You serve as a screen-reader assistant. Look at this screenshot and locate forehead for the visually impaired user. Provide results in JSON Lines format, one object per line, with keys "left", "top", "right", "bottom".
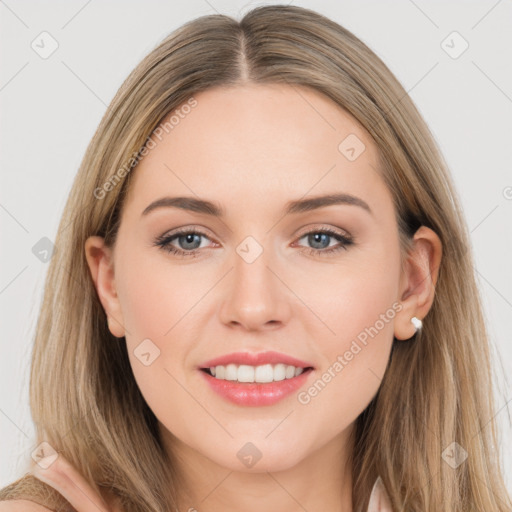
{"left": 122, "top": 83, "right": 390, "bottom": 220}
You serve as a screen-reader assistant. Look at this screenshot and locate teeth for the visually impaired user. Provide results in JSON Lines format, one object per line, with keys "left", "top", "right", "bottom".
{"left": 207, "top": 363, "right": 306, "bottom": 383}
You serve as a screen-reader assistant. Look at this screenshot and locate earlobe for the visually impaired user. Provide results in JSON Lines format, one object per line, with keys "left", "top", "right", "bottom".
{"left": 394, "top": 226, "right": 442, "bottom": 341}
{"left": 84, "top": 236, "right": 126, "bottom": 338}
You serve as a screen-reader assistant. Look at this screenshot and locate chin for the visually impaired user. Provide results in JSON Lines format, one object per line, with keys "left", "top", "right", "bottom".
{"left": 206, "top": 439, "right": 310, "bottom": 473}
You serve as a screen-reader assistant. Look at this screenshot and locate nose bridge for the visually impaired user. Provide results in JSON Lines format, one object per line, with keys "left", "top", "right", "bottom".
{"left": 233, "top": 234, "right": 276, "bottom": 305}
{"left": 218, "top": 232, "right": 290, "bottom": 329}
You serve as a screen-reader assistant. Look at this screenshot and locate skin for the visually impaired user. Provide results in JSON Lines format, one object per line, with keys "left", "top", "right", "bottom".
{"left": 83, "top": 83, "right": 442, "bottom": 512}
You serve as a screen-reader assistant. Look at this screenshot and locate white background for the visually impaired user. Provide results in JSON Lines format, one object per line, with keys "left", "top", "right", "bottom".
{"left": 1, "top": 0, "right": 511, "bottom": 498}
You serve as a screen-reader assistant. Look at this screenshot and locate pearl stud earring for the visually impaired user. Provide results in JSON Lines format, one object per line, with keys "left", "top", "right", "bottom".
{"left": 411, "top": 316, "right": 423, "bottom": 332}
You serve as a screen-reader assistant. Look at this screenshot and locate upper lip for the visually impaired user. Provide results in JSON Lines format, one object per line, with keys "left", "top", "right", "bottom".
{"left": 199, "top": 351, "right": 314, "bottom": 369}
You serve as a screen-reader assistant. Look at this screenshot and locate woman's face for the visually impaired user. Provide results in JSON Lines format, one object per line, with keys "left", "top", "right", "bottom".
{"left": 86, "top": 83, "right": 435, "bottom": 476}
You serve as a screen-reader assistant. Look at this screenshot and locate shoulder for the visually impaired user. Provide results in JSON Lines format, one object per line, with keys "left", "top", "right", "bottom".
{"left": 0, "top": 455, "right": 122, "bottom": 512}
{"left": 0, "top": 473, "right": 74, "bottom": 512}
{"left": 0, "top": 500, "right": 54, "bottom": 511}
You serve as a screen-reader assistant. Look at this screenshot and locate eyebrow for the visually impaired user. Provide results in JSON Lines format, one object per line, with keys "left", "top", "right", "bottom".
{"left": 141, "top": 193, "right": 372, "bottom": 218}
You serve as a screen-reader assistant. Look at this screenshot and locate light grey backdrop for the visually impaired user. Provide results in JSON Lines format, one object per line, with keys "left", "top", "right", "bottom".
{"left": 1, "top": 0, "right": 511, "bottom": 496}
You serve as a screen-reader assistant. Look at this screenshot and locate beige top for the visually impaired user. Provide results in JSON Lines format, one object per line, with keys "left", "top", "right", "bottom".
{"left": 0, "top": 472, "right": 76, "bottom": 511}
{"left": 0, "top": 455, "right": 392, "bottom": 512}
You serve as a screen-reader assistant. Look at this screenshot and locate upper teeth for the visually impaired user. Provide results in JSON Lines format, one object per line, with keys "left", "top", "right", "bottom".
{"left": 210, "top": 364, "right": 305, "bottom": 383}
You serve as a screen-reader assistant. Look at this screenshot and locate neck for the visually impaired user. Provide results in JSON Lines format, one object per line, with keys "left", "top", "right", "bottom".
{"left": 162, "top": 426, "right": 354, "bottom": 512}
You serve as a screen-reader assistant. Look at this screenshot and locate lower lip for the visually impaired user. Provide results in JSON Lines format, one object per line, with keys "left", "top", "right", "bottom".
{"left": 199, "top": 368, "right": 314, "bottom": 406}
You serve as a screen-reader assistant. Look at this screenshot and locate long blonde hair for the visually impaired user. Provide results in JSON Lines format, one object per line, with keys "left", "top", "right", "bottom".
{"left": 23, "top": 5, "right": 511, "bottom": 511}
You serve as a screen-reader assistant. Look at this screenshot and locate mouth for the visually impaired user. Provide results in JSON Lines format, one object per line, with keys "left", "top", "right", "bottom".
{"left": 198, "top": 350, "right": 315, "bottom": 381}
{"left": 198, "top": 364, "right": 315, "bottom": 406}
{"left": 199, "top": 364, "right": 315, "bottom": 384}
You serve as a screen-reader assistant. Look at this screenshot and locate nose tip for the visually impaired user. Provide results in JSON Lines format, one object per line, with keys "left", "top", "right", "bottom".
{"left": 218, "top": 247, "right": 291, "bottom": 331}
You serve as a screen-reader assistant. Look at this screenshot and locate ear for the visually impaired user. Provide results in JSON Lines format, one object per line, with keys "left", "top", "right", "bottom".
{"left": 394, "top": 226, "right": 442, "bottom": 341}
{"left": 84, "top": 236, "right": 126, "bottom": 338}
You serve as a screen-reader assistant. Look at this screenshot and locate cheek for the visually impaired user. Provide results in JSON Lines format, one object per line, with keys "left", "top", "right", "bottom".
{"left": 296, "top": 288, "right": 398, "bottom": 437}
{"left": 115, "top": 247, "right": 210, "bottom": 340}
{"left": 322, "top": 268, "right": 399, "bottom": 358}
{"left": 304, "top": 242, "right": 400, "bottom": 351}
{"left": 114, "top": 248, "right": 218, "bottom": 401}
{"left": 113, "top": 254, "right": 205, "bottom": 436}
{"left": 297, "top": 245, "right": 400, "bottom": 416}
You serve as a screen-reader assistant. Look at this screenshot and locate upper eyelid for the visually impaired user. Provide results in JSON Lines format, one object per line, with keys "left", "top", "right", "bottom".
{"left": 161, "top": 225, "right": 350, "bottom": 240}
{"left": 162, "top": 222, "right": 350, "bottom": 236}
{"left": 295, "top": 224, "right": 351, "bottom": 238}
{"left": 157, "top": 226, "right": 214, "bottom": 242}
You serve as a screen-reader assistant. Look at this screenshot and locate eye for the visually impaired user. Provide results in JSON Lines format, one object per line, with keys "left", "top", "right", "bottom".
{"left": 153, "top": 226, "right": 354, "bottom": 258}
{"left": 294, "top": 227, "right": 354, "bottom": 256}
{"left": 153, "top": 227, "right": 214, "bottom": 258}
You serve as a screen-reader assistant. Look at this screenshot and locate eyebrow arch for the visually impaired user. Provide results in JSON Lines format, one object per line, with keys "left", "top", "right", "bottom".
{"left": 286, "top": 193, "right": 372, "bottom": 216}
{"left": 141, "top": 193, "right": 372, "bottom": 218}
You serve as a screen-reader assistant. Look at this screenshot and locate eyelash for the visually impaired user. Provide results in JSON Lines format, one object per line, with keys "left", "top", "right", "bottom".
{"left": 153, "top": 226, "right": 354, "bottom": 258}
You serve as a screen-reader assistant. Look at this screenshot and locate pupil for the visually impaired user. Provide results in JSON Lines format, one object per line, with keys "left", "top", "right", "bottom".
{"left": 180, "top": 234, "right": 201, "bottom": 250}
{"left": 310, "top": 233, "right": 329, "bottom": 249}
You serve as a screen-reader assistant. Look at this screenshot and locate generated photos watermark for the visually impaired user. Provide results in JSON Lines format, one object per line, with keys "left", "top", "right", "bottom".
{"left": 94, "top": 96, "right": 198, "bottom": 200}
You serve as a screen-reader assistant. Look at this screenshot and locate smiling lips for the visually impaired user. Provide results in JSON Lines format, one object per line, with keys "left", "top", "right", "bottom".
{"left": 198, "top": 350, "right": 314, "bottom": 406}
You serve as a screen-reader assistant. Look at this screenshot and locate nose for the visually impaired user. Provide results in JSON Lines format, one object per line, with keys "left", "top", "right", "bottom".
{"left": 218, "top": 242, "right": 292, "bottom": 332}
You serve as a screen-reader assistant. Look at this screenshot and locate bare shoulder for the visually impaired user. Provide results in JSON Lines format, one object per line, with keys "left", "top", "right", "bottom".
{"left": 0, "top": 500, "right": 54, "bottom": 511}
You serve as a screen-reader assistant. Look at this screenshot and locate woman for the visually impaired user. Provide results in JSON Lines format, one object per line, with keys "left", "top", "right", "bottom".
{"left": 0, "top": 4, "right": 510, "bottom": 512}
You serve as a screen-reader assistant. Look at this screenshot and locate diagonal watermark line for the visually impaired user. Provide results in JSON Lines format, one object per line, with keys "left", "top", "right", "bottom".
{"left": 265, "top": 163, "right": 337, "bottom": 235}
{"left": 0, "top": 61, "right": 29, "bottom": 92}
{"left": 265, "top": 410, "right": 294, "bottom": 438}
{"left": 266, "top": 471, "right": 311, "bottom": 512}
{"left": 470, "top": 396, "right": 512, "bottom": 442}
{"left": 408, "top": 0, "right": 439, "bottom": 29}
{"left": 471, "top": 0, "right": 504, "bottom": 30}
{"left": 368, "top": 367, "right": 440, "bottom": 441}
{"left": 380, "top": 62, "right": 439, "bottom": 123}
{"left": 0, "top": 203, "right": 29, "bottom": 232}
{"left": 406, "top": 61, "right": 440, "bottom": 94}
{"left": 199, "top": 470, "right": 233, "bottom": 503}
{"left": 0, "top": 408, "right": 30, "bottom": 438}
{"left": 472, "top": 61, "right": 512, "bottom": 105}
{"left": 475, "top": 268, "right": 512, "bottom": 309}
{"left": 163, "top": 162, "right": 233, "bottom": 235}
{"left": 0, "top": 266, "right": 28, "bottom": 295}
{"left": 284, "top": 78, "right": 337, "bottom": 131}
{"left": 59, "top": 261, "right": 131, "bottom": 337}
{"left": 410, "top": 468, "right": 441, "bottom": 505}
{"left": 202, "top": 0, "right": 221, "bottom": 14}
{"left": 61, "top": 60, "right": 108, "bottom": 107}
{"left": 265, "top": 265, "right": 336, "bottom": 335}
{"left": 61, "top": 410, "right": 93, "bottom": 441}
{"left": 162, "top": 267, "right": 233, "bottom": 337}
{"left": 163, "top": 163, "right": 197, "bottom": 194}
{"left": 163, "top": 368, "right": 234, "bottom": 438}
{"left": 0, "top": 0, "right": 29, "bottom": 28}
{"left": 61, "top": 0, "right": 93, "bottom": 29}
{"left": 470, "top": 204, "right": 499, "bottom": 233}
{"left": 64, "top": 477, "right": 106, "bottom": 512}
